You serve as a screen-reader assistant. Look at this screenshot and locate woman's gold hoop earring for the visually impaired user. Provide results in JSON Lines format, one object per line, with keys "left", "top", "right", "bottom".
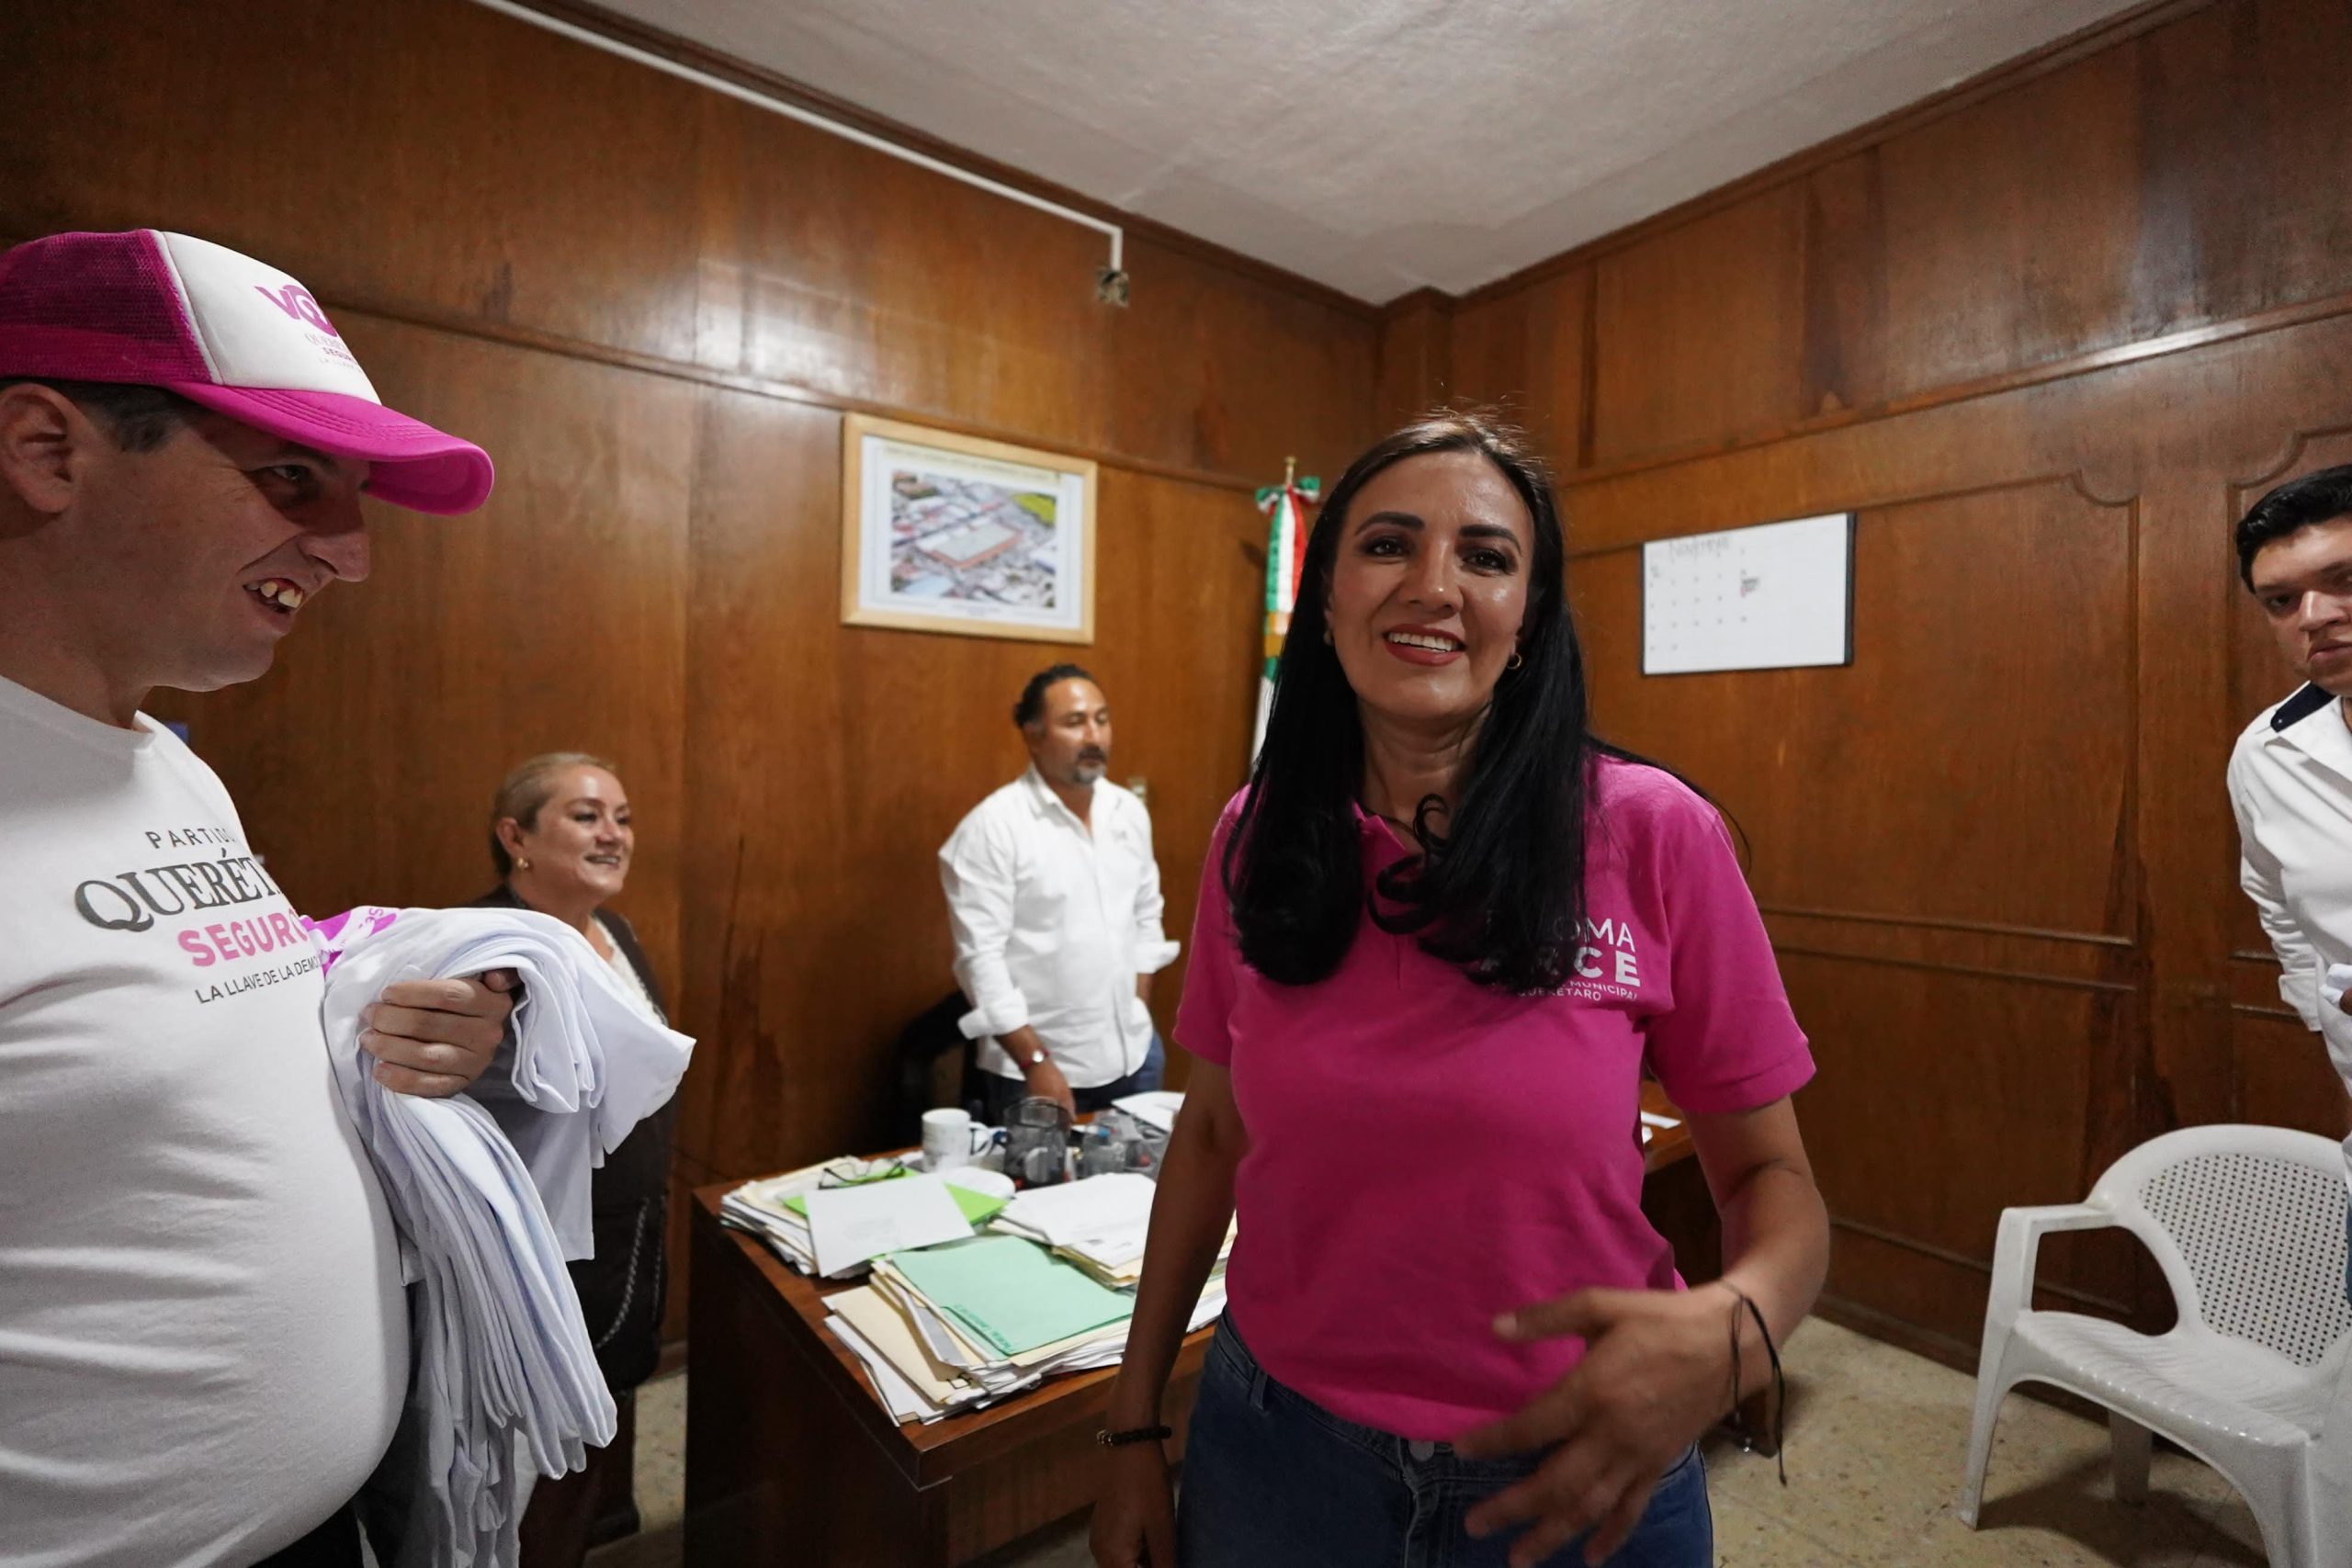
{"left": 1507, "top": 650, "right": 1524, "bottom": 671}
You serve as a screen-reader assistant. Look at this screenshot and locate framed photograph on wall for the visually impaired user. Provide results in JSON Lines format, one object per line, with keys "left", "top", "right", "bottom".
{"left": 840, "top": 413, "right": 1097, "bottom": 643}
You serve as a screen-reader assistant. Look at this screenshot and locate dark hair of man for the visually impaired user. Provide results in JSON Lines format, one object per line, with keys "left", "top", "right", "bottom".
{"left": 1225, "top": 410, "right": 1642, "bottom": 995}
{"left": 1013, "top": 663, "right": 1097, "bottom": 728}
{"left": 2235, "top": 464, "right": 2352, "bottom": 588}
{"left": 0, "top": 377, "right": 191, "bottom": 453}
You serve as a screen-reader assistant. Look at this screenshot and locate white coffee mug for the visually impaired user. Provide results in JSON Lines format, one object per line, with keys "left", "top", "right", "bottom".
{"left": 922, "top": 1107, "right": 992, "bottom": 1171}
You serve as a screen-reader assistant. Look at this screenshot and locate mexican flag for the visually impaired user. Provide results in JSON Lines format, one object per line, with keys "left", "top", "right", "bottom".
{"left": 1253, "top": 467, "right": 1320, "bottom": 759}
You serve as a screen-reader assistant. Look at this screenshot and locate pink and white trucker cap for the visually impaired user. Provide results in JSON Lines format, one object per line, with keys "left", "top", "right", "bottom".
{"left": 0, "top": 230, "right": 492, "bottom": 514}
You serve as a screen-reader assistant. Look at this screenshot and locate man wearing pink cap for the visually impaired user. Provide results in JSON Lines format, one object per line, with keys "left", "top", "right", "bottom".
{"left": 0, "top": 231, "right": 506, "bottom": 1567}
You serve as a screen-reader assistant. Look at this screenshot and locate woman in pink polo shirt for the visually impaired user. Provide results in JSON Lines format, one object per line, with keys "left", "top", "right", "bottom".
{"left": 1091, "top": 413, "right": 1828, "bottom": 1568}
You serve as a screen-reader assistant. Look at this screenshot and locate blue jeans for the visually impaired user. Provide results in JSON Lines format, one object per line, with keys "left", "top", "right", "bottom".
{"left": 1177, "top": 1317, "right": 1713, "bottom": 1568}
{"left": 978, "top": 1033, "right": 1165, "bottom": 1124}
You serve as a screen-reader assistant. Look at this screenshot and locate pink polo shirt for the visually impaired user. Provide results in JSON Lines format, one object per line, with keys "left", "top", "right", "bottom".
{"left": 1175, "top": 756, "right": 1813, "bottom": 1439}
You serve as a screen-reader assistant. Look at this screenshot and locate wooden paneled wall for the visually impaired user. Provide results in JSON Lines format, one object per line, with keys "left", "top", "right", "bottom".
{"left": 1379, "top": 0, "right": 2352, "bottom": 1364}
{"left": 0, "top": 0, "right": 1376, "bottom": 1342}
{"left": 20, "top": 0, "right": 2348, "bottom": 1377}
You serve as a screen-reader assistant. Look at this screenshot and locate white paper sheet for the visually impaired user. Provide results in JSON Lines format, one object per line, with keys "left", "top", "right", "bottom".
{"left": 1111, "top": 1089, "right": 1184, "bottom": 1133}
{"left": 804, "top": 1175, "right": 974, "bottom": 1278}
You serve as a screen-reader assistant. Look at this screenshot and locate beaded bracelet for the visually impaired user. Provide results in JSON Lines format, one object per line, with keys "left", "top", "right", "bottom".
{"left": 1096, "top": 1424, "right": 1173, "bottom": 1448}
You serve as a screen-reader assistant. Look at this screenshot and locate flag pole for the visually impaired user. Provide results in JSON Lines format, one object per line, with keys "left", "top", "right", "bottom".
{"left": 1253, "top": 457, "right": 1319, "bottom": 763}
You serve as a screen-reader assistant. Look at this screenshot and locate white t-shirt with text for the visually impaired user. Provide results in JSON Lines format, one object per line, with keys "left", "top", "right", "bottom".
{"left": 0, "top": 675, "right": 406, "bottom": 1566}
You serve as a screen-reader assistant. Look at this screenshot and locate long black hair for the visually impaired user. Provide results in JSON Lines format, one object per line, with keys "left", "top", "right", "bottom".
{"left": 1225, "top": 411, "right": 1615, "bottom": 994}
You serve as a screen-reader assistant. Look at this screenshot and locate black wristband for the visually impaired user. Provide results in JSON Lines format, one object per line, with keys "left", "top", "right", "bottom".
{"left": 1095, "top": 1424, "right": 1173, "bottom": 1448}
{"left": 1718, "top": 1281, "right": 1788, "bottom": 1486}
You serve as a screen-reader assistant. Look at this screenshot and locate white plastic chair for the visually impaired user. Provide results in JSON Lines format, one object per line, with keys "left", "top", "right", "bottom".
{"left": 1960, "top": 1123, "right": 2352, "bottom": 1567}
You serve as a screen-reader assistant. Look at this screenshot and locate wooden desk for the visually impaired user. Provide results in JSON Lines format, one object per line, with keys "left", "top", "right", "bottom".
{"left": 683, "top": 1183, "right": 1212, "bottom": 1567}
{"left": 684, "top": 1090, "right": 1722, "bottom": 1565}
{"left": 1637, "top": 1080, "right": 1713, "bottom": 1278}
{"left": 1639, "top": 1080, "right": 1694, "bottom": 1168}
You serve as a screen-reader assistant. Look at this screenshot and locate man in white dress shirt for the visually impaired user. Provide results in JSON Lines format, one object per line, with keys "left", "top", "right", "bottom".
{"left": 939, "top": 664, "right": 1181, "bottom": 1122}
{"left": 2227, "top": 464, "right": 2352, "bottom": 1295}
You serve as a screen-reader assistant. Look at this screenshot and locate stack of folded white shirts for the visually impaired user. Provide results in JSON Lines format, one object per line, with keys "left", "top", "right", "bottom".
{"left": 314, "top": 906, "right": 695, "bottom": 1568}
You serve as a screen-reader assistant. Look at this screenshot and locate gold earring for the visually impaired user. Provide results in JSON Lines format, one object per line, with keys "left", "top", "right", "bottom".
{"left": 1507, "top": 650, "right": 1524, "bottom": 671}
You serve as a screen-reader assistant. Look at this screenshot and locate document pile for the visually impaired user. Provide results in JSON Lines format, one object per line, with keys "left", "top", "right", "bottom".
{"left": 990, "top": 1170, "right": 1220, "bottom": 1288}
{"left": 820, "top": 1173, "right": 1233, "bottom": 1424}
{"left": 1110, "top": 1089, "right": 1185, "bottom": 1134}
{"left": 720, "top": 1163, "right": 1010, "bottom": 1278}
{"left": 311, "top": 905, "right": 695, "bottom": 1568}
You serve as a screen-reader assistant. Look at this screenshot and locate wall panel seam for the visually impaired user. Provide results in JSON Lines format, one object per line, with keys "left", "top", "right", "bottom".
{"left": 1557, "top": 284, "right": 2352, "bottom": 492}
{"left": 1827, "top": 1214, "right": 2135, "bottom": 1317}
{"left": 1759, "top": 904, "right": 2134, "bottom": 948}
{"left": 1564, "top": 468, "right": 2129, "bottom": 556}
{"left": 1774, "top": 943, "right": 2138, "bottom": 993}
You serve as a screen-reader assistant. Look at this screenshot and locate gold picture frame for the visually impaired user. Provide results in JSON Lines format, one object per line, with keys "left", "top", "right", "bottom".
{"left": 840, "top": 413, "right": 1098, "bottom": 644}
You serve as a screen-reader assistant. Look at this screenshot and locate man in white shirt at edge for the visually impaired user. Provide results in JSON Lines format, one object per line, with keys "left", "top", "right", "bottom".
{"left": 2227, "top": 463, "right": 2352, "bottom": 1303}
{"left": 939, "top": 664, "right": 1180, "bottom": 1122}
{"left": 0, "top": 230, "right": 517, "bottom": 1568}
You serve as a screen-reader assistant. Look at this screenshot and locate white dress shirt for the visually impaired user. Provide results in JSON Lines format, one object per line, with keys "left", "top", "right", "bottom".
{"left": 593, "top": 914, "right": 662, "bottom": 1025}
{"left": 939, "top": 768, "right": 1182, "bottom": 1089}
{"left": 2228, "top": 681, "right": 2352, "bottom": 1190}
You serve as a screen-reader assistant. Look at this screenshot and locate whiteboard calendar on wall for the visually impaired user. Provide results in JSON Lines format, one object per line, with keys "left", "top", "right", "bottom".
{"left": 1640, "top": 513, "right": 1854, "bottom": 675}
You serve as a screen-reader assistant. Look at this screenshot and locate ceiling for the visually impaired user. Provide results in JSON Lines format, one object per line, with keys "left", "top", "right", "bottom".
{"left": 582, "top": 0, "right": 2147, "bottom": 304}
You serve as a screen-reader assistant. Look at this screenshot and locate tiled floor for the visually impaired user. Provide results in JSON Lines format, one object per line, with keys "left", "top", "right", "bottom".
{"left": 578, "top": 1372, "right": 686, "bottom": 1568}
{"left": 588, "top": 1319, "right": 2269, "bottom": 1566}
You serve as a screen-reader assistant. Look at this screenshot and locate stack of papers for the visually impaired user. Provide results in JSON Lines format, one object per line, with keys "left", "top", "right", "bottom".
{"left": 729, "top": 1168, "right": 1232, "bottom": 1426}
{"left": 719, "top": 1163, "right": 829, "bottom": 1269}
{"left": 893, "top": 1235, "right": 1136, "bottom": 1354}
{"left": 988, "top": 1171, "right": 1234, "bottom": 1287}
{"left": 722, "top": 1165, "right": 1010, "bottom": 1278}
{"left": 824, "top": 1230, "right": 1230, "bottom": 1424}
{"left": 993, "top": 1172, "right": 1159, "bottom": 1247}
{"left": 1111, "top": 1089, "right": 1184, "bottom": 1134}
